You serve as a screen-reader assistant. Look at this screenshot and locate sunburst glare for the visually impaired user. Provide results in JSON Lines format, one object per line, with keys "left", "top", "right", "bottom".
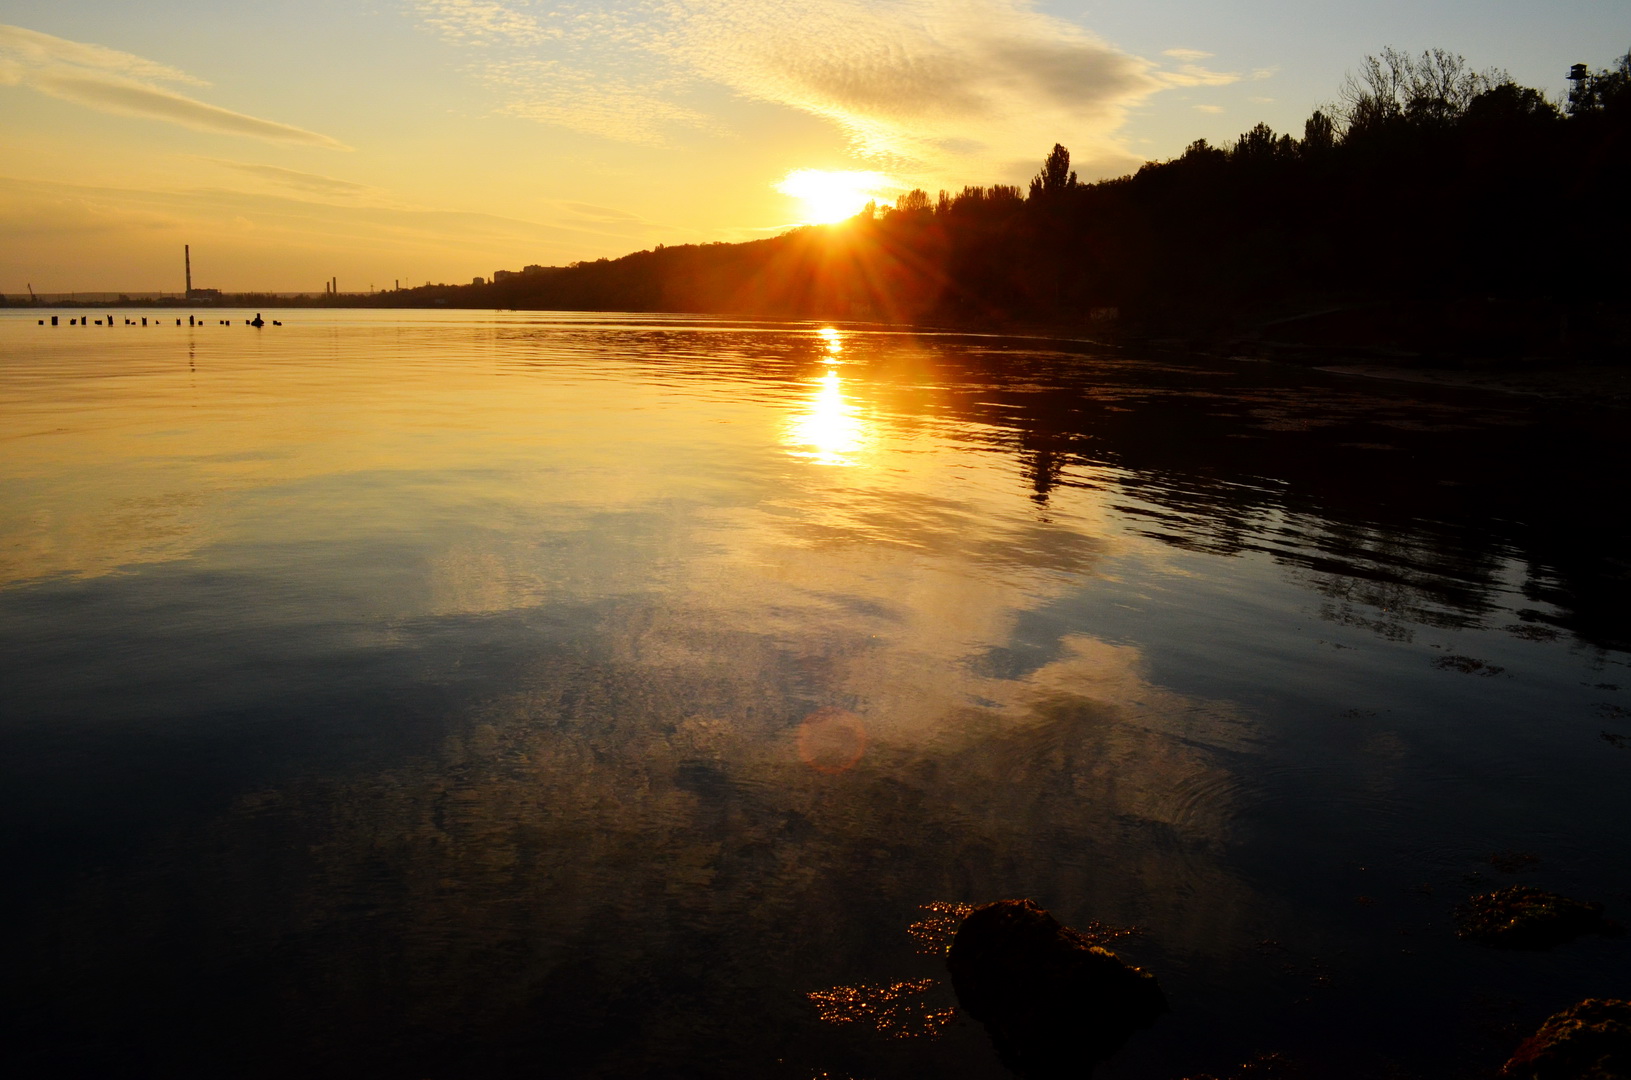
{"left": 776, "top": 170, "right": 891, "bottom": 225}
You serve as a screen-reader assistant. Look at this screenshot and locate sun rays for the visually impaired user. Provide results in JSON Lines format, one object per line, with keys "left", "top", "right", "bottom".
{"left": 775, "top": 169, "right": 891, "bottom": 225}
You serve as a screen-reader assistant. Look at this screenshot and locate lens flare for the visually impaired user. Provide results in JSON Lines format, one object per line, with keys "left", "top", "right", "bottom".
{"left": 795, "top": 707, "right": 868, "bottom": 773}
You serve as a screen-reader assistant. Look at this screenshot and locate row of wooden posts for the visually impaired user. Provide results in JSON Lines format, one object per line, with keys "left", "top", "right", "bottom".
{"left": 38, "top": 314, "right": 280, "bottom": 326}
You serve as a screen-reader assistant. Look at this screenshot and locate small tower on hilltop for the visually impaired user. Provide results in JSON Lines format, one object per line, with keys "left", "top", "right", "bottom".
{"left": 1568, "top": 63, "right": 1590, "bottom": 112}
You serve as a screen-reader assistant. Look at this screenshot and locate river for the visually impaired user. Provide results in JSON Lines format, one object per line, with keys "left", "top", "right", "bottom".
{"left": 2, "top": 309, "right": 1627, "bottom": 1078}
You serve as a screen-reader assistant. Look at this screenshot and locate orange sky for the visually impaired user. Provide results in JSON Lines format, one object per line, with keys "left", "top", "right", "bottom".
{"left": 0, "top": 3, "right": 1618, "bottom": 293}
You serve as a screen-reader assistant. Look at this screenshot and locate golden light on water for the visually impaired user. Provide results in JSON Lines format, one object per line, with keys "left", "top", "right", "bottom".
{"left": 784, "top": 366, "right": 868, "bottom": 466}
{"left": 806, "top": 979, "right": 956, "bottom": 1039}
{"left": 905, "top": 902, "right": 975, "bottom": 956}
{"left": 775, "top": 169, "right": 890, "bottom": 225}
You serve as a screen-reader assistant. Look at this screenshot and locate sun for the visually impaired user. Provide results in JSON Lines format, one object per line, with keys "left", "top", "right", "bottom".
{"left": 775, "top": 169, "right": 889, "bottom": 225}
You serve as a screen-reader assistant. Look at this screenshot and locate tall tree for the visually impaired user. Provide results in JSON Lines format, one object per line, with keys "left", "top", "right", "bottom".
{"left": 1028, "top": 144, "right": 1078, "bottom": 200}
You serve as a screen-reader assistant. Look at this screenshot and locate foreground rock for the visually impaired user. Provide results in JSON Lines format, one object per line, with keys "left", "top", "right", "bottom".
{"left": 1502, "top": 998, "right": 1631, "bottom": 1079}
{"left": 946, "top": 899, "right": 1167, "bottom": 1077}
{"left": 1455, "top": 886, "right": 1618, "bottom": 949}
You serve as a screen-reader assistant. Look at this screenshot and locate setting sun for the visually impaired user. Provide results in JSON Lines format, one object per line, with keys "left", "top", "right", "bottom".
{"left": 775, "top": 169, "right": 891, "bottom": 225}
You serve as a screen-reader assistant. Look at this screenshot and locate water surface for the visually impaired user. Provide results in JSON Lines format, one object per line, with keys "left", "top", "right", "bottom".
{"left": 3, "top": 309, "right": 1628, "bottom": 1078}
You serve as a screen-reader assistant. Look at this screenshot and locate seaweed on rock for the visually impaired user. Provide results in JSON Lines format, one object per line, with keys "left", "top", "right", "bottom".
{"left": 946, "top": 899, "right": 1167, "bottom": 1077}
{"left": 1455, "top": 886, "right": 1619, "bottom": 949}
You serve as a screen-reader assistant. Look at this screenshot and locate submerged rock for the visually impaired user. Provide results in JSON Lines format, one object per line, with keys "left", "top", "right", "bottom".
{"left": 1455, "top": 886, "right": 1618, "bottom": 949}
{"left": 946, "top": 899, "right": 1167, "bottom": 1077}
{"left": 1502, "top": 998, "right": 1631, "bottom": 1079}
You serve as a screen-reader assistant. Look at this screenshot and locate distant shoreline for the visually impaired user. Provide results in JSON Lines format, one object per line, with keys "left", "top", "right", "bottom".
{"left": 10, "top": 300, "right": 1630, "bottom": 410}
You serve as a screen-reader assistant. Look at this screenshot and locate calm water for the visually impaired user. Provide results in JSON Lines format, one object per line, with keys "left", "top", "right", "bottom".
{"left": 2, "top": 309, "right": 1628, "bottom": 1079}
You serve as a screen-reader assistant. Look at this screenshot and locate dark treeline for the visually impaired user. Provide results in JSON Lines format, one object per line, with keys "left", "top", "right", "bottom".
{"left": 395, "top": 48, "right": 1626, "bottom": 354}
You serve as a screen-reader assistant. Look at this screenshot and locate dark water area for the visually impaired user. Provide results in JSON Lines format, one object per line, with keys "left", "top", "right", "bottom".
{"left": 2, "top": 310, "right": 1628, "bottom": 1079}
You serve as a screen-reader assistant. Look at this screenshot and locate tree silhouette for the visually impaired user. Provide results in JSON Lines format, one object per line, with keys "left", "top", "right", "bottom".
{"left": 1302, "top": 110, "right": 1337, "bottom": 154}
{"left": 895, "top": 188, "right": 933, "bottom": 213}
{"left": 1028, "top": 144, "right": 1078, "bottom": 200}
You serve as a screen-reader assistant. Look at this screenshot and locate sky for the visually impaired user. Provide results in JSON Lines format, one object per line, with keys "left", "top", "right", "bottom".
{"left": 1, "top": 0, "right": 1624, "bottom": 294}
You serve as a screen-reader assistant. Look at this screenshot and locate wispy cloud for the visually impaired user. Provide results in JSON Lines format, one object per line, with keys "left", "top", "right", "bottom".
{"left": 1193, "top": 104, "right": 1224, "bottom": 114}
{"left": 1158, "top": 62, "right": 1240, "bottom": 87}
{"left": 203, "top": 160, "right": 377, "bottom": 198}
{"left": 555, "top": 201, "right": 648, "bottom": 223}
{"left": 0, "top": 173, "right": 657, "bottom": 261}
{"left": 483, "top": 57, "right": 716, "bottom": 143}
{"left": 404, "top": 0, "right": 1244, "bottom": 182}
{"left": 658, "top": 0, "right": 1163, "bottom": 170}
{"left": 0, "top": 23, "right": 348, "bottom": 148}
{"left": 410, "top": 0, "right": 560, "bottom": 46}
{"left": 410, "top": 1, "right": 703, "bottom": 143}
{"left": 0, "top": 24, "right": 206, "bottom": 86}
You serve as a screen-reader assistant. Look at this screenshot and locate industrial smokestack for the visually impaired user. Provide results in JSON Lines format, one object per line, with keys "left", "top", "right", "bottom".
{"left": 185, "top": 245, "right": 192, "bottom": 295}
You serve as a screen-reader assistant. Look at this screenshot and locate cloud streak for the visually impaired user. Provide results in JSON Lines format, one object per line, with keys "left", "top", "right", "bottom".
{"left": 204, "top": 160, "right": 377, "bottom": 198}
{"left": 0, "top": 173, "right": 660, "bottom": 266}
{"left": 0, "top": 24, "right": 348, "bottom": 148}
{"left": 405, "top": 0, "right": 1241, "bottom": 181}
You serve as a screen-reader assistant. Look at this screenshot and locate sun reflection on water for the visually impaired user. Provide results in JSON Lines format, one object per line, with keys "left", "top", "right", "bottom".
{"left": 784, "top": 366, "right": 868, "bottom": 466}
